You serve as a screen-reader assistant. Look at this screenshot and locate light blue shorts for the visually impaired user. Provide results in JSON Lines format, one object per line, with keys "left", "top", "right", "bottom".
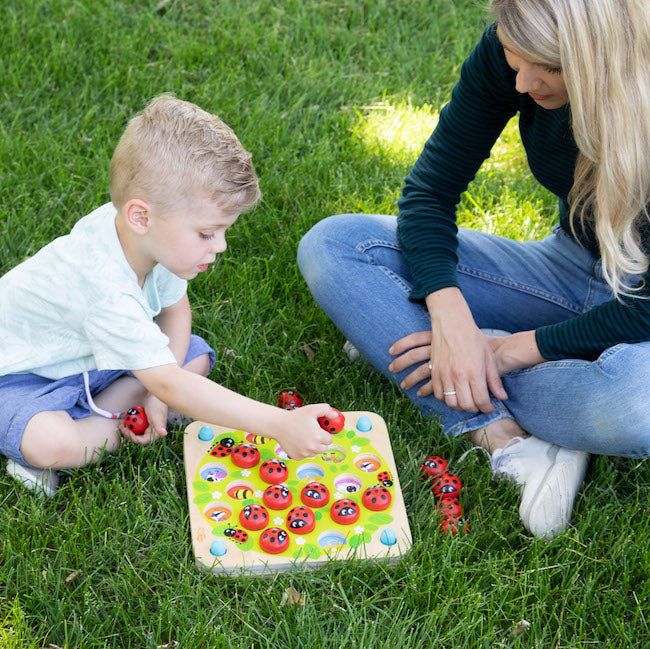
{"left": 0, "top": 334, "right": 216, "bottom": 465}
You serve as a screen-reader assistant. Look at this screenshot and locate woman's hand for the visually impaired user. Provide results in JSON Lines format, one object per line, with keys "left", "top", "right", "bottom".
{"left": 486, "top": 330, "right": 546, "bottom": 374}
{"left": 388, "top": 287, "right": 507, "bottom": 413}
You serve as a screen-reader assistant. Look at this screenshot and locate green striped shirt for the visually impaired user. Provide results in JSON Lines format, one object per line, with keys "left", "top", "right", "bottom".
{"left": 397, "top": 22, "right": 650, "bottom": 360}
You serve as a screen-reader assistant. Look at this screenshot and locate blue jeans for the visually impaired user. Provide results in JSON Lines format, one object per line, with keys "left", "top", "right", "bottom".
{"left": 298, "top": 214, "right": 650, "bottom": 458}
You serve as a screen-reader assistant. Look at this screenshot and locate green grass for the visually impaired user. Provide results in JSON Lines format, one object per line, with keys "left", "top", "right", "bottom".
{"left": 1, "top": 1, "right": 649, "bottom": 647}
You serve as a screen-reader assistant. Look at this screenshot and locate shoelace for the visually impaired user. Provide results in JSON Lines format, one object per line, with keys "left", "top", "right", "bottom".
{"left": 458, "top": 436, "right": 526, "bottom": 477}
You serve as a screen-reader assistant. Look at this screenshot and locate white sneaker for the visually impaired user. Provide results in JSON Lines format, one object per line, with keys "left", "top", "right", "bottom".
{"left": 489, "top": 436, "right": 589, "bottom": 540}
{"left": 6, "top": 459, "right": 59, "bottom": 497}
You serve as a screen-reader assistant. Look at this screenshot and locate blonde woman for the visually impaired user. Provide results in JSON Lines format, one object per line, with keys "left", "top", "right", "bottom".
{"left": 299, "top": 0, "right": 650, "bottom": 539}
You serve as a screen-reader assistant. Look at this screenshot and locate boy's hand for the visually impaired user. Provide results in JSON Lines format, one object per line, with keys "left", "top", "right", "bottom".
{"left": 118, "top": 394, "right": 169, "bottom": 446}
{"left": 270, "top": 404, "right": 336, "bottom": 460}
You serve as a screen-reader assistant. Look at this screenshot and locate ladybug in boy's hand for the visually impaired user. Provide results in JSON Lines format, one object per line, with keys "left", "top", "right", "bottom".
{"left": 124, "top": 407, "right": 148, "bottom": 435}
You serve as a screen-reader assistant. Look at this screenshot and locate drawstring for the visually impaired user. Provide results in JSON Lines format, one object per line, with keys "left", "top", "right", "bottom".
{"left": 83, "top": 371, "right": 121, "bottom": 419}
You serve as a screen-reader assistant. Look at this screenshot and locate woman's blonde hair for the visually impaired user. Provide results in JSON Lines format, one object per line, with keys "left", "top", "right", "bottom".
{"left": 110, "top": 94, "right": 260, "bottom": 215}
{"left": 491, "top": 0, "right": 650, "bottom": 297}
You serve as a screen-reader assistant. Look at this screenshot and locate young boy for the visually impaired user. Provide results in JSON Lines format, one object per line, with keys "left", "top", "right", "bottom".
{"left": 0, "top": 95, "right": 336, "bottom": 496}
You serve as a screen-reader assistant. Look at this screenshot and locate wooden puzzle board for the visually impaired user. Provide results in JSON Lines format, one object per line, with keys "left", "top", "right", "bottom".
{"left": 183, "top": 411, "right": 412, "bottom": 575}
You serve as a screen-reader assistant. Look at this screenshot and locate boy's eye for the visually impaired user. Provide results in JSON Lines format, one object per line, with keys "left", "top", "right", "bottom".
{"left": 199, "top": 232, "right": 215, "bottom": 240}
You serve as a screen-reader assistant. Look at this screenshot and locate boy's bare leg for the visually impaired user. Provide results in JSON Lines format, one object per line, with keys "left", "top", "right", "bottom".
{"left": 20, "top": 354, "right": 211, "bottom": 470}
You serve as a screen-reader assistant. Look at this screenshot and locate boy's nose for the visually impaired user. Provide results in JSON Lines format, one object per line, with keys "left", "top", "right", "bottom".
{"left": 211, "top": 234, "right": 227, "bottom": 254}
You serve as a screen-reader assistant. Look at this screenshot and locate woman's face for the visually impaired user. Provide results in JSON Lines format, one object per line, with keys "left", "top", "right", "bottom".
{"left": 497, "top": 26, "right": 569, "bottom": 109}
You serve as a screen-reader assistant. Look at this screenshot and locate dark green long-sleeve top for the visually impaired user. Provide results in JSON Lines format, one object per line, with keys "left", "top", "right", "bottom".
{"left": 397, "top": 22, "right": 650, "bottom": 361}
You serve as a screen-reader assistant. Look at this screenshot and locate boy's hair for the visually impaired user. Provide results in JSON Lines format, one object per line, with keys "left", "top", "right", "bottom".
{"left": 109, "top": 94, "right": 261, "bottom": 215}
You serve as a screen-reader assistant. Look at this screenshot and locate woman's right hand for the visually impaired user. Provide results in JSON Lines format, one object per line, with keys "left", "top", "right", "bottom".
{"left": 388, "top": 287, "right": 507, "bottom": 413}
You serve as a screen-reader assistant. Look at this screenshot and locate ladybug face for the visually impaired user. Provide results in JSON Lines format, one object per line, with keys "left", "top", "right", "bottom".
{"left": 330, "top": 498, "right": 360, "bottom": 525}
{"left": 124, "top": 407, "right": 148, "bottom": 435}
{"left": 223, "top": 528, "right": 249, "bottom": 543}
{"left": 259, "top": 527, "right": 290, "bottom": 554}
{"left": 420, "top": 456, "right": 449, "bottom": 480}
{"left": 259, "top": 459, "right": 289, "bottom": 484}
{"left": 262, "top": 484, "right": 293, "bottom": 510}
{"left": 231, "top": 443, "right": 261, "bottom": 469}
{"left": 361, "top": 485, "right": 392, "bottom": 512}
{"left": 278, "top": 390, "right": 304, "bottom": 409}
{"left": 239, "top": 504, "right": 270, "bottom": 531}
{"left": 432, "top": 473, "right": 462, "bottom": 500}
{"left": 301, "top": 481, "right": 330, "bottom": 508}
{"left": 286, "top": 506, "right": 316, "bottom": 534}
{"left": 219, "top": 437, "right": 235, "bottom": 448}
{"left": 377, "top": 471, "right": 393, "bottom": 487}
{"left": 317, "top": 408, "right": 345, "bottom": 434}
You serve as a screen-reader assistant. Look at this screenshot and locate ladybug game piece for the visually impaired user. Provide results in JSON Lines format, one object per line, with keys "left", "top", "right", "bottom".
{"left": 439, "top": 516, "right": 469, "bottom": 536}
{"left": 437, "top": 497, "right": 463, "bottom": 518}
{"left": 259, "top": 459, "right": 289, "bottom": 484}
{"left": 432, "top": 472, "right": 463, "bottom": 500}
{"left": 361, "top": 485, "right": 392, "bottom": 512}
{"left": 262, "top": 484, "right": 293, "bottom": 510}
{"left": 259, "top": 527, "right": 290, "bottom": 554}
{"left": 239, "top": 504, "right": 270, "bottom": 531}
{"left": 124, "top": 407, "right": 148, "bottom": 435}
{"left": 318, "top": 408, "right": 346, "bottom": 434}
{"left": 330, "top": 498, "right": 361, "bottom": 525}
{"left": 300, "top": 481, "right": 330, "bottom": 508}
{"left": 286, "top": 506, "right": 316, "bottom": 534}
{"left": 278, "top": 390, "right": 304, "bottom": 409}
{"left": 231, "top": 443, "right": 261, "bottom": 469}
{"left": 420, "top": 456, "right": 449, "bottom": 480}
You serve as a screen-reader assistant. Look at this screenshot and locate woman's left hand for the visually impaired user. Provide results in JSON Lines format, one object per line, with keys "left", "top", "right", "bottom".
{"left": 486, "top": 330, "right": 546, "bottom": 374}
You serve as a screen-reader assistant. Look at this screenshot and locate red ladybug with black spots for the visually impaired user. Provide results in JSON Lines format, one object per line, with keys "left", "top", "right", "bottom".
{"left": 259, "top": 527, "right": 290, "bottom": 554}
{"left": 278, "top": 390, "right": 304, "bottom": 410}
{"left": 124, "top": 407, "right": 148, "bottom": 435}
{"left": 432, "top": 472, "right": 462, "bottom": 500}
{"left": 420, "top": 455, "right": 449, "bottom": 480}
{"left": 210, "top": 437, "right": 235, "bottom": 457}
{"left": 301, "top": 481, "right": 330, "bottom": 508}
{"left": 239, "top": 504, "right": 269, "bottom": 531}
{"left": 361, "top": 485, "right": 392, "bottom": 512}
{"left": 330, "top": 498, "right": 360, "bottom": 525}
{"left": 437, "top": 497, "right": 463, "bottom": 518}
{"left": 231, "top": 443, "right": 261, "bottom": 468}
{"left": 377, "top": 471, "right": 393, "bottom": 488}
{"left": 224, "top": 528, "right": 249, "bottom": 543}
{"left": 263, "top": 484, "right": 293, "bottom": 510}
{"left": 318, "top": 408, "right": 345, "bottom": 434}
{"left": 286, "top": 506, "right": 316, "bottom": 534}
{"left": 259, "top": 459, "right": 289, "bottom": 484}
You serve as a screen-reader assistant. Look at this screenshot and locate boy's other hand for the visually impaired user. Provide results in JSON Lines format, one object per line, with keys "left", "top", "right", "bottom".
{"left": 272, "top": 404, "right": 335, "bottom": 460}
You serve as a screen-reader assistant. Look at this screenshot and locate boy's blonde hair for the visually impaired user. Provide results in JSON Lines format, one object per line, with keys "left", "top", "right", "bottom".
{"left": 491, "top": 0, "right": 650, "bottom": 298}
{"left": 110, "top": 94, "right": 260, "bottom": 215}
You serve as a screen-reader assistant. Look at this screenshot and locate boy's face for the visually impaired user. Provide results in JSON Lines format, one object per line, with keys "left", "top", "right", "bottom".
{"left": 146, "top": 195, "right": 240, "bottom": 280}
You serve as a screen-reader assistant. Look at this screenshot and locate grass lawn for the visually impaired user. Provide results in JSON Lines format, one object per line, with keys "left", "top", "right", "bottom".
{"left": 1, "top": 1, "right": 649, "bottom": 647}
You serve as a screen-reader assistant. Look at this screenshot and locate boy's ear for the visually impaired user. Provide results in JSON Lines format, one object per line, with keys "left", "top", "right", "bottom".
{"left": 123, "top": 198, "right": 152, "bottom": 234}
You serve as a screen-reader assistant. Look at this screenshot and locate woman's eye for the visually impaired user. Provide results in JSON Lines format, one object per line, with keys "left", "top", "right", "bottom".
{"left": 544, "top": 65, "right": 562, "bottom": 75}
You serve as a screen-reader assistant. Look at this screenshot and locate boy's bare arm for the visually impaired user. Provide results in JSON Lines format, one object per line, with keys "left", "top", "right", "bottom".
{"left": 132, "top": 364, "right": 335, "bottom": 460}
{"left": 155, "top": 294, "right": 192, "bottom": 366}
